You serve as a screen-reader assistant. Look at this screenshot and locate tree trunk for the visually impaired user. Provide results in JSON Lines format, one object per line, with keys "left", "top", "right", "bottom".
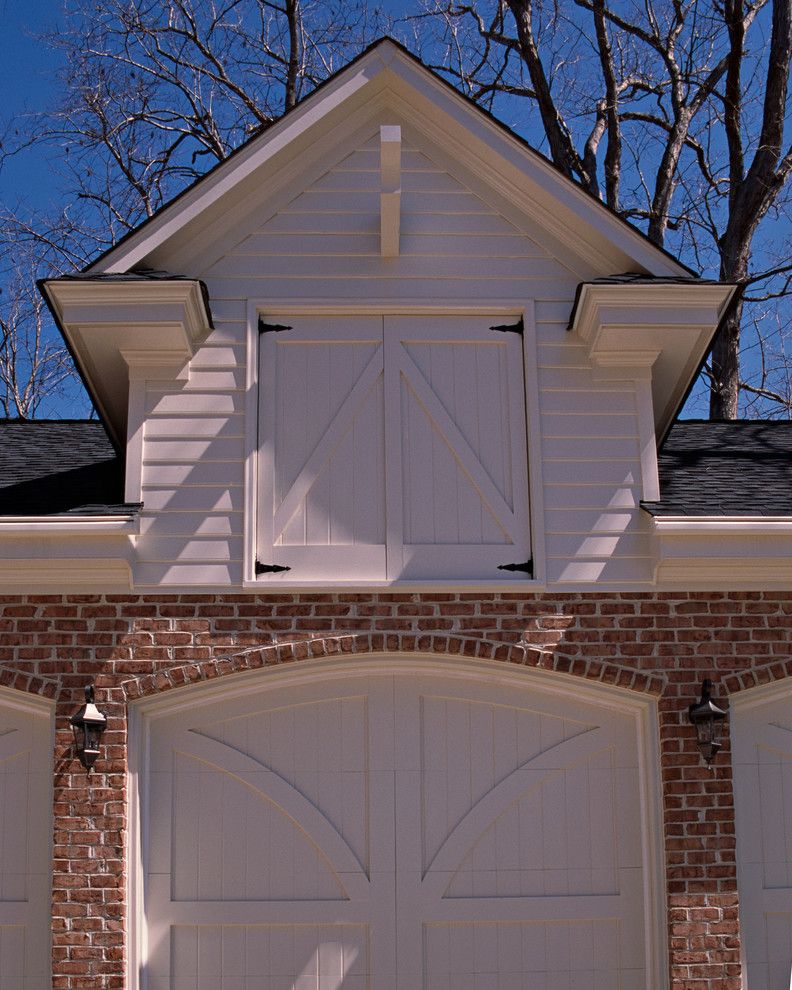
{"left": 708, "top": 299, "right": 742, "bottom": 419}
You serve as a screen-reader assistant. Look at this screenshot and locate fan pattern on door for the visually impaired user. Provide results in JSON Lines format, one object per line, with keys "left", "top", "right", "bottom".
{"left": 258, "top": 315, "right": 530, "bottom": 580}
{"left": 144, "top": 672, "right": 651, "bottom": 988}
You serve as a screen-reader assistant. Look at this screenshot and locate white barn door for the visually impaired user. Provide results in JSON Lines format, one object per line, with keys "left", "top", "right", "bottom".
{"left": 733, "top": 689, "right": 792, "bottom": 990}
{"left": 258, "top": 315, "right": 530, "bottom": 581}
{"left": 384, "top": 316, "right": 530, "bottom": 580}
{"left": 0, "top": 692, "right": 52, "bottom": 990}
{"left": 142, "top": 666, "right": 656, "bottom": 988}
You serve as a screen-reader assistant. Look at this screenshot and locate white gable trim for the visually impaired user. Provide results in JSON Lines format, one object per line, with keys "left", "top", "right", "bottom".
{"left": 91, "top": 40, "right": 688, "bottom": 280}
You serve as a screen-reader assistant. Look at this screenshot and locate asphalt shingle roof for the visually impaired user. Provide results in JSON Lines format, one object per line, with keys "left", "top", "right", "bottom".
{"left": 643, "top": 420, "right": 792, "bottom": 516}
{"left": 0, "top": 420, "right": 140, "bottom": 516}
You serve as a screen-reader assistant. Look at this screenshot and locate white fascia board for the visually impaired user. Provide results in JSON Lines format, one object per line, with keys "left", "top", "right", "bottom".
{"left": 653, "top": 516, "right": 792, "bottom": 534}
{"left": 90, "top": 48, "right": 391, "bottom": 274}
{"left": 0, "top": 516, "right": 138, "bottom": 533}
{"left": 90, "top": 41, "right": 688, "bottom": 280}
{"left": 0, "top": 557, "right": 132, "bottom": 591}
{"left": 377, "top": 52, "right": 688, "bottom": 277}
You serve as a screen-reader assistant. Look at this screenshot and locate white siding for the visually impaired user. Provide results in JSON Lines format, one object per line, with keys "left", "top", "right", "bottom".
{"left": 134, "top": 132, "right": 652, "bottom": 587}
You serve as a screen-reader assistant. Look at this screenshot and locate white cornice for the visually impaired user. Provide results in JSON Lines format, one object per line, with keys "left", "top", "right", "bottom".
{"left": 569, "top": 281, "right": 737, "bottom": 435}
{"left": 42, "top": 278, "right": 211, "bottom": 445}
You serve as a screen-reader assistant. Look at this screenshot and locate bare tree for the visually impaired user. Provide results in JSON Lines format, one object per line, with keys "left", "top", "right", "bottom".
{"left": 0, "top": 260, "right": 78, "bottom": 418}
{"left": 414, "top": 0, "right": 792, "bottom": 418}
{"left": 0, "top": 0, "right": 382, "bottom": 415}
{"left": 2, "top": 0, "right": 790, "bottom": 418}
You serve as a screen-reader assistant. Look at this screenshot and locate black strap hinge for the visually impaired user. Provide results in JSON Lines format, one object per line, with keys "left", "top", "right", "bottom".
{"left": 490, "top": 317, "right": 524, "bottom": 335}
{"left": 258, "top": 319, "right": 293, "bottom": 334}
{"left": 255, "top": 561, "right": 292, "bottom": 574}
{"left": 497, "top": 559, "right": 533, "bottom": 575}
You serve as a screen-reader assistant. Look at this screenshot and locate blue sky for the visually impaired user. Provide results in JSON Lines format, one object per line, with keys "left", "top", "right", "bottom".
{"left": 0, "top": 0, "right": 68, "bottom": 209}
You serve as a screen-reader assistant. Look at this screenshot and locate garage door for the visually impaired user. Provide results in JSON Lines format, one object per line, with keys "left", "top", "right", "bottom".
{"left": 142, "top": 665, "right": 658, "bottom": 988}
{"left": 0, "top": 690, "right": 52, "bottom": 990}
{"left": 733, "top": 687, "right": 792, "bottom": 990}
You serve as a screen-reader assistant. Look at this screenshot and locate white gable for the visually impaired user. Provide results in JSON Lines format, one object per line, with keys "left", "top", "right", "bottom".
{"left": 91, "top": 39, "right": 687, "bottom": 281}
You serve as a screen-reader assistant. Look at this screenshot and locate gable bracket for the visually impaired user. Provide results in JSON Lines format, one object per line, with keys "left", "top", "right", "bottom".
{"left": 490, "top": 318, "right": 524, "bottom": 335}
{"left": 255, "top": 561, "right": 292, "bottom": 575}
{"left": 258, "top": 319, "right": 293, "bottom": 334}
{"left": 497, "top": 559, "right": 533, "bottom": 575}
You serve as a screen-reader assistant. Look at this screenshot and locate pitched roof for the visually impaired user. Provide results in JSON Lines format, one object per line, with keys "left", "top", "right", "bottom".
{"left": 643, "top": 420, "right": 792, "bottom": 516}
{"left": 86, "top": 36, "right": 689, "bottom": 279}
{"left": 0, "top": 420, "right": 140, "bottom": 516}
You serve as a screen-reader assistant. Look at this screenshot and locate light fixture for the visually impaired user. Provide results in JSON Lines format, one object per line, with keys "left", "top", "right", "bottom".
{"left": 70, "top": 684, "right": 107, "bottom": 773}
{"left": 688, "top": 678, "right": 727, "bottom": 766}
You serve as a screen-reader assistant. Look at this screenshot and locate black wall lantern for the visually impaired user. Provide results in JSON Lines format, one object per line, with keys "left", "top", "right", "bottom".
{"left": 688, "top": 678, "right": 727, "bottom": 766}
{"left": 70, "top": 684, "right": 107, "bottom": 773}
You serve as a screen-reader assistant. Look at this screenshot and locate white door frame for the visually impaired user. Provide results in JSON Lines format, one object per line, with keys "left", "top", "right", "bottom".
{"left": 127, "top": 654, "right": 667, "bottom": 989}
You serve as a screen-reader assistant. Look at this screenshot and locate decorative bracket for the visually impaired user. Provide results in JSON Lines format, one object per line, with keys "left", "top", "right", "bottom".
{"left": 380, "top": 125, "right": 401, "bottom": 257}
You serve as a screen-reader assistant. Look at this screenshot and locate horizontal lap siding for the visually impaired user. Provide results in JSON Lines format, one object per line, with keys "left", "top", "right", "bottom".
{"left": 136, "top": 135, "right": 650, "bottom": 587}
{"left": 537, "top": 320, "right": 652, "bottom": 585}
{"left": 138, "top": 323, "right": 246, "bottom": 587}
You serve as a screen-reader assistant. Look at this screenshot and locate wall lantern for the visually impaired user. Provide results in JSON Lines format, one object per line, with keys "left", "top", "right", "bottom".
{"left": 70, "top": 684, "right": 107, "bottom": 773}
{"left": 688, "top": 678, "right": 727, "bottom": 766}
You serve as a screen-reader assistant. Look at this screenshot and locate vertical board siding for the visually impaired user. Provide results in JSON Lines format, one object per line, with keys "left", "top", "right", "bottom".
{"left": 134, "top": 133, "right": 651, "bottom": 586}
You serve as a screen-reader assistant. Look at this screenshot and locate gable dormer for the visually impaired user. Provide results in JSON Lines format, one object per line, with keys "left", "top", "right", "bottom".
{"left": 36, "top": 39, "right": 737, "bottom": 591}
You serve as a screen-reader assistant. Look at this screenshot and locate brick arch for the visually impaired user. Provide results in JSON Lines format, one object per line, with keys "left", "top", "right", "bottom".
{"left": 0, "top": 666, "right": 58, "bottom": 700}
{"left": 724, "top": 656, "right": 792, "bottom": 695}
{"left": 121, "top": 631, "right": 666, "bottom": 700}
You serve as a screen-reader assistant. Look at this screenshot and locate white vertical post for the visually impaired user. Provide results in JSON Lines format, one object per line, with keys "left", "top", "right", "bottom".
{"left": 380, "top": 125, "right": 401, "bottom": 257}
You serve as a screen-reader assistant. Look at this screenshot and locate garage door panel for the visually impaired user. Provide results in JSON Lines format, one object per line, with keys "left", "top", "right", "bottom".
{"left": 167, "top": 923, "right": 370, "bottom": 989}
{"left": 423, "top": 919, "right": 629, "bottom": 989}
{"left": 143, "top": 669, "right": 656, "bottom": 989}
{"left": 0, "top": 703, "right": 51, "bottom": 990}
{"left": 734, "top": 694, "right": 792, "bottom": 989}
{"left": 418, "top": 693, "right": 597, "bottom": 870}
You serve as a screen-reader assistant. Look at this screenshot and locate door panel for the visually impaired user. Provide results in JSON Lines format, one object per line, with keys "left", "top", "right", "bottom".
{"left": 258, "top": 315, "right": 531, "bottom": 581}
{"left": 0, "top": 697, "right": 51, "bottom": 990}
{"left": 144, "top": 669, "right": 652, "bottom": 988}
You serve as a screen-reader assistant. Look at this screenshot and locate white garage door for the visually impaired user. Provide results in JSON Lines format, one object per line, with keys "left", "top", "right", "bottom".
{"left": 733, "top": 687, "right": 792, "bottom": 990}
{"left": 142, "top": 665, "right": 658, "bottom": 989}
{"left": 0, "top": 690, "right": 52, "bottom": 990}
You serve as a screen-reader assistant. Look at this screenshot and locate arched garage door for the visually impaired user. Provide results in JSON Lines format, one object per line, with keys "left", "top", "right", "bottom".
{"left": 0, "top": 689, "right": 52, "bottom": 990}
{"left": 139, "top": 662, "right": 662, "bottom": 988}
{"left": 733, "top": 685, "right": 792, "bottom": 990}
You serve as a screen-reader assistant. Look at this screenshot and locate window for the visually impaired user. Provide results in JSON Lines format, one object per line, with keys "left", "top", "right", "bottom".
{"left": 257, "top": 314, "right": 530, "bottom": 581}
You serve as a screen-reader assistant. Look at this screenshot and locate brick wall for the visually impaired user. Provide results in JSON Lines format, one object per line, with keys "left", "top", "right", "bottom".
{"left": 2, "top": 589, "right": 791, "bottom": 988}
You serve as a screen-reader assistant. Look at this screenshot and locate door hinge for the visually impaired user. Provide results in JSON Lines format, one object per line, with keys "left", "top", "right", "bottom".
{"left": 497, "top": 559, "right": 533, "bottom": 575}
{"left": 490, "top": 317, "right": 524, "bottom": 335}
{"left": 255, "top": 561, "right": 292, "bottom": 575}
{"left": 258, "top": 318, "right": 293, "bottom": 334}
